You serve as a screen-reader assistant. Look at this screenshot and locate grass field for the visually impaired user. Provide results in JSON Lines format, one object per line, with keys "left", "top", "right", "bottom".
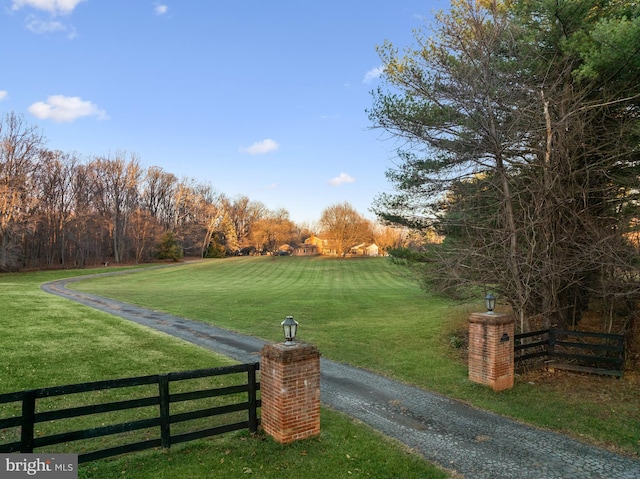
{"left": 71, "top": 256, "right": 640, "bottom": 457}
{"left": 2, "top": 256, "right": 638, "bottom": 477}
{"left": 0, "top": 265, "right": 447, "bottom": 479}
{"left": 73, "top": 256, "right": 465, "bottom": 387}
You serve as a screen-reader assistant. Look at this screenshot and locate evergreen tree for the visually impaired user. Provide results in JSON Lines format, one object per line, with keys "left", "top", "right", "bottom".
{"left": 370, "top": 0, "right": 640, "bottom": 330}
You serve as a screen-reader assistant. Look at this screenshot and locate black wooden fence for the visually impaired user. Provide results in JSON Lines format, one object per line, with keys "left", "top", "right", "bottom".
{"left": 0, "top": 363, "right": 260, "bottom": 463}
{"left": 515, "top": 328, "right": 625, "bottom": 377}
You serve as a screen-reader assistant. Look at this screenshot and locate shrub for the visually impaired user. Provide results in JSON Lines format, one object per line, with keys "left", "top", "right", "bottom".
{"left": 155, "top": 232, "right": 184, "bottom": 261}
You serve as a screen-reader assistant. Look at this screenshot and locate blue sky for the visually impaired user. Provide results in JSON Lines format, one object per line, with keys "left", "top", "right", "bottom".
{"left": 1, "top": 0, "right": 443, "bottom": 224}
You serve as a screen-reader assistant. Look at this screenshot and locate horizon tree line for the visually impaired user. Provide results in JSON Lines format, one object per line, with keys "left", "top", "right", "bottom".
{"left": 0, "top": 112, "right": 409, "bottom": 271}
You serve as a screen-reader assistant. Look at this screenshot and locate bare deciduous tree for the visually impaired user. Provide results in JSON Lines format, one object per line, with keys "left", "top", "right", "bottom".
{"left": 319, "top": 202, "right": 371, "bottom": 257}
{"left": 142, "top": 166, "right": 178, "bottom": 229}
{"left": 90, "top": 153, "right": 142, "bottom": 263}
{"left": 249, "top": 208, "right": 296, "bottom": 255}
{"left": 0, "top": 113, "right": 43, "bottom": 270}
{"left": 128, "top": 208, "right": 162, "bottom": 263}
{"left": 33, "top": 150, "right": 78, "bottom": 266}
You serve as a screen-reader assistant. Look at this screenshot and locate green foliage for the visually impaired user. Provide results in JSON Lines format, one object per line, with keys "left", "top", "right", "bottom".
{"left": 204, "top": 234, "right": 227, "bottom": 258}
{"left": 449, "top": 334, "right": 465, "bottom": 350}
{"left": 370, "top": 0, "right": 640, "bottom": 329}
{"left": 573, "top": 14, "right": 640, "bottom": 81}
{"left": 154, "top": 231, "right": 183, "bottom": 261}
{"left": 388, "top": 246, "right": 432, "bottom": 263}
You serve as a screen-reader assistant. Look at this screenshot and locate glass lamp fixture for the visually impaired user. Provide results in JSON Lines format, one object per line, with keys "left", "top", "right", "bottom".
{"left": 485, "top": 293, "right": 496, "bottom": 314}
{"left": 281, "top": 316, "right": 298, "bottom": 345}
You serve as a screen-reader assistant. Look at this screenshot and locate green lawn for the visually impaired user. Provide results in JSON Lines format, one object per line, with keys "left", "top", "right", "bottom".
{"left": 79, "top": 409, "right": 441, "bottom": 479}
{"left": 1, "top": 267, "right": 229, "bottom": 392}
{"left": 2, "top": 256, "right": 637, "bottom": 479}
{"left": 72, "top": 256, "right": 466, "bottom": 386}
{"left": 0, "top": 265, "right": 446, "bottom": 479}
{"left": 72, "top": 256, "right": 640, "bottom": 457}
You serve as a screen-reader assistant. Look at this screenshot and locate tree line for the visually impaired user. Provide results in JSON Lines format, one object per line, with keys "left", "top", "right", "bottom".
{"left": 0, "top": 112, "right": 409, "bottom": 271}
{"left": 370, "top": 0, "right": 640, "bottom": 333}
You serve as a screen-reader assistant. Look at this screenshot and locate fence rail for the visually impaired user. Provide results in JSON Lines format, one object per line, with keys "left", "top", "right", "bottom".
{"left": 0, "top": 363, "right": 260, "bottom": 463}
{"left": 514, "top": 328, "right": 624, "bottom": 377}
{"left": 514, "top": 329, "right": 550, "bottom": 361}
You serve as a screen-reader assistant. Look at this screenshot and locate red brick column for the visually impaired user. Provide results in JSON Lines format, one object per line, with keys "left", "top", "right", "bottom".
{"left": 260, "top": 342, "right": 321, "bottom": 444}
{"left": 468, "top": 312, "right": 515, "bottom": 391}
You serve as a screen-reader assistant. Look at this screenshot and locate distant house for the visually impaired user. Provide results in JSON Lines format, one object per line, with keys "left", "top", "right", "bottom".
{"left": 293, "top": 243, "right": 319, "bottom": 256}
{"left": 350, "top": 243, "right": 379, "bottom": 257}
{"left": 298, "top": 234, "right": 338, "bottom": 256}
{"left": 304, "top": 233, "right": 323, "bottom": 250}
{"left": 365, "top": 243, "right": 379, "bottom": 257}
{"left": 295, "top": 234, "right": 380, "bottom": 257}
{"left": 350, "top": 243, "right": 365, "bottom": 255}
{"left": 290, "top": 234, "right": 323, "bottom": 256}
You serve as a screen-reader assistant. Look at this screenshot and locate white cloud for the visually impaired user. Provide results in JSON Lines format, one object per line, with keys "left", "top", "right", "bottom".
{"left": 155, "top": 4, "right": 168, "bottom": 15}
{"left": 0, "top": 91, "right": 7, "bottom": 101}
{"left": 28, "top": 95, "right": 108, "bottom": 122}
{"left": 25, "top": 16, "right": 75, "bottom": 37}
{"left": 26, "top": 17, "right": 64, "bottom": 33}
{"left": 363, "top": 65, "right": 384, "bottom": 84}
{"left": 12, "top": 0, "right": 87, "bottom": 15}
{"left": 328, "top": 172, "right": 356, "bottom": 186}
{"left": 240, "top": 138, "right": 279, "bottom": 155}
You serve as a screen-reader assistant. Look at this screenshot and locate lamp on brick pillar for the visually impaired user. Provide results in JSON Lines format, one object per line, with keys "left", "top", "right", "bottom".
{"left": 281, "top": 316, "right": 298, "bottom": 345}
{"left": 485, "top": 293, "right": 496, "bottom": 314}
{"left": 260, "top": 317, "right": 321, "bottom": 444}
{"left": 468, "top": 293, "right": 515, "bottom": 391}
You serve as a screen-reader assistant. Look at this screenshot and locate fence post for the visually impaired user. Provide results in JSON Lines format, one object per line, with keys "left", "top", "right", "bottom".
{"left": 468, "top": 312, "right": 515, "bottom": 391}
{"left": 548, "top": 328, "right": 556, "bottom": 358}
{"left": 20, "top": 390, "right": 36, "bottom": 453}
{"left": 158, "top": 374, "right": 171, "bottom": 449}
{"left": 260, "top": 342, "right": 320, "bottom": 444}
{"left": 247, "top": 363, "right": 259, "bottom": 433}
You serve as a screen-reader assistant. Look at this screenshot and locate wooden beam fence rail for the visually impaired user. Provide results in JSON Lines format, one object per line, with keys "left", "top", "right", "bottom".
{"left": 514, "top": 328, "right": 625, "bottom": 377}
{"left": 548, "top": 329, "right": 624, "bottom": 378}
{"left": 0, "top": 363, "right": 261, "bottom": 463}
{"left": 514, "top": 329, "right": 550, "bottom": 361}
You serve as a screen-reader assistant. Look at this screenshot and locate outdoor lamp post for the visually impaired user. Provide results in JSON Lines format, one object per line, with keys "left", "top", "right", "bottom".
{"left": 485, "top": 293, "right": 496, "bottom": 314}
{"left": 281, "top": 316, "right": 298, "bottom": 345}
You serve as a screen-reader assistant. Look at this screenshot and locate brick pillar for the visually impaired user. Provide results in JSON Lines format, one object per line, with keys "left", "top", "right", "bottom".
{"left": 260, "top": 342, "right": 321, "bottom": 444}
{"left": 468, "top": 312, "right": 515, "bottom": 391}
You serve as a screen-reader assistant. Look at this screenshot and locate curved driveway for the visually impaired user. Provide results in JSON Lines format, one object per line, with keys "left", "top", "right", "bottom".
{"left": 42, "top": 271, "right": 640, "bottom": 479}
